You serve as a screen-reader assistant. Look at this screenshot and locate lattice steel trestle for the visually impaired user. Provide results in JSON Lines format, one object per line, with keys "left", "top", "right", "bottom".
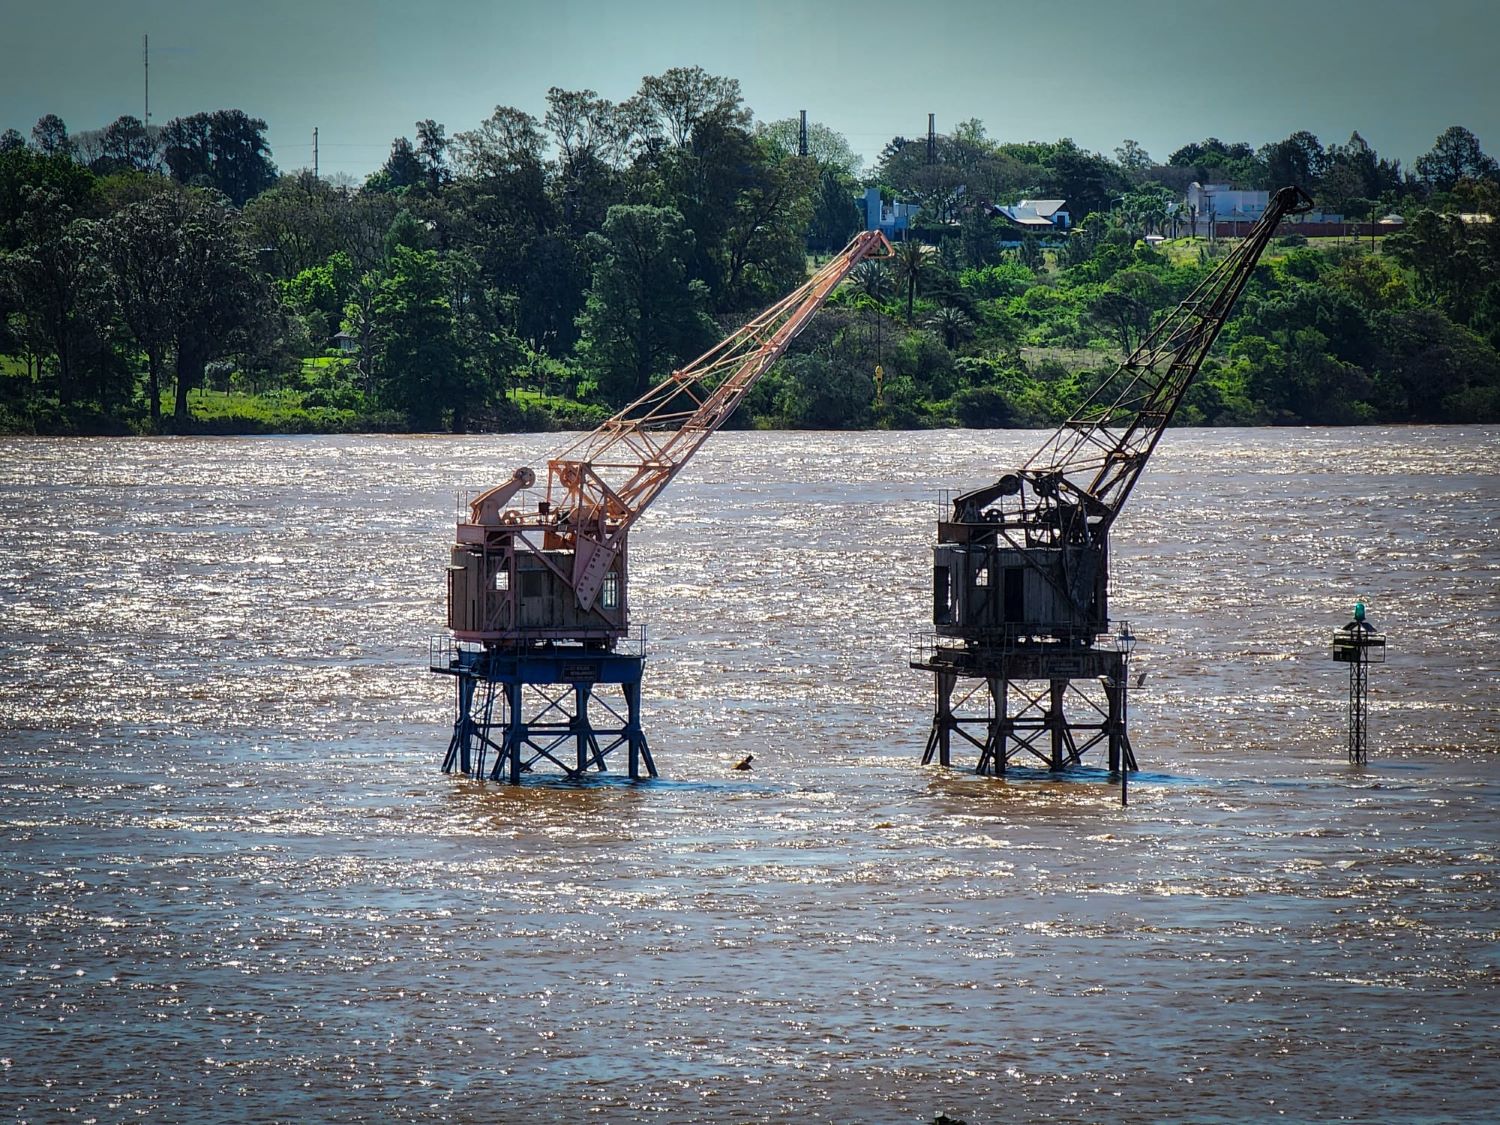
{"left": 915, "top": 640, "right": 1136, "bottom": 775}
{"left": 431, "top": 640, "right": 655, "bottom": 782}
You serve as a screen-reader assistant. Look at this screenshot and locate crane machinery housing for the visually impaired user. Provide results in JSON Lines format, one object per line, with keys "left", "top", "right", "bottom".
{"left": 433, "top": 230, "right": 894, "bottom": 782}
{"left": 912, "top": 185, "right": 1314, "bottom": 779}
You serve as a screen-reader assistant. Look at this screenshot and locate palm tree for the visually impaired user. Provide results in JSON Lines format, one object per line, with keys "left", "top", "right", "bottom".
{"left": 853, "top": 259, "right": 893, "bottom": 304}
{"left": 923, "top": 304, "right": 976, "bottom": 350}
{"left": 893, "top": 236, "right": 935, "bottom": 322}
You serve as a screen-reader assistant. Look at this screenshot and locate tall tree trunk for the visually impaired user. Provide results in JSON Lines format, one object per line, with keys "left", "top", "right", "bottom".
{"left": 174, "top": 336, "right": 207, "bottom": 421}
{"left": 146, "top": 349, "right": 162, "bottom": 425}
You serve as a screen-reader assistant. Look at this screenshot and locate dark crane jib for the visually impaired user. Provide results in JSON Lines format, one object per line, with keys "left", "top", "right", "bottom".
{"left": 953, "top": 185, "right": 1315, "bottom": 548}
{"left": 917, "top": 185, "right": 1313, "bottom": 780}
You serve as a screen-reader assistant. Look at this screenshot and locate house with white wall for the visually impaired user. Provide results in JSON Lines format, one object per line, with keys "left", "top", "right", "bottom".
{"left": 1185, "top": 183, "right": 1268, "bottom": 236}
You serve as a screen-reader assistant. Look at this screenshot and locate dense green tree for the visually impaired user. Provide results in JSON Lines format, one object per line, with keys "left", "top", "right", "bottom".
{"left": 1373, "top": 307, "right": 1500, "bottom": 422}
{"left": 96, "top": 115, "right": 160, "bottom": 175}
{"left": 160, "top": 110, "right": 277, "bottom": 205}
{"left": 1114, "top": 139, "right": 1152, "bottom": 172}
{"left": 1, "top": 174, "right": 108, "bottom": 405}
{"left": 364, "top": 245, "right": 463, "bottom": 427}
{"left": 2, "top": 187, "right": 108, "bottom": 408}
{"left": 170, "top": 191, "right": 276, "bottom": 419}
{"left": 280, "top": 250, "right": 358, "bottom": 344}
{"left": 1260, "top": 131, "right": 1325, "bottom": 194}
{"left": 1386, "top": 210, "right": 1491, "bottom": 325}
{"left": 513, "top": 232, "right": 588, "bottom": 353}
{"left": 544, "top": 86, "right": 629, "bottom": 234}
{"left": 1041, "top": 140, "right": 1123, "bottom": 217}
{"left": 0, "top": 147, "right": 98, "bottom": 249}
{"left": 808, "top": 169, "right": 862, "bottom": 254}
{"left": 637, "top": 67, "right": 749, "bottom": 149}
{"left": 958, "top": 206, "right": 1002, "bottom": 270}
{"left": 1168, "top": 138, "right": 1255, "bottom": 167}
{"left": 1089, "top": 289, "right": 1148, "bottom": 354}
{"left": 102, "top": 190, "right": 186, "bottom": 423}
{"left": 718, "top": 150, "right": 817, "bottom": 308}
{"left": 414, "top": 119, "right": 450, "bottom": 191}
{"left": 30, "top": 114, "right": 73, "bottom": 157}
{"left": 244, "top": 171, "right": 355, "bottom": 277}
{"left": 441, "top": 248, "right": 522, "bottom": 430}
{"left": 951, "top": 383, "right": 1016, "bottom": 427}
{"left": 756, "top": 117, "right": 861, "bottom": 178}
{"left": 0, "top": 129, "right": 24, "bottom": 154}
{"left": 1017, "top": 234, "right": 1043, "bottom": 271}
{"left": 1319, "top": 131, "right": 1401, "bottom": 216}
{"left": 451, "top": 106, "right": 547, "bottom": 182}
{"left": 770, "top": 351, "right": 874, "bottom": 428}
{"left": 1166, "top": 137, "right": 1264, "bottom": 188}
{"left": 574, "top": 204, "right": 715, "bottom": 405}
{"left": 1415, "top": 126, "right": 1498, "bottom": 192}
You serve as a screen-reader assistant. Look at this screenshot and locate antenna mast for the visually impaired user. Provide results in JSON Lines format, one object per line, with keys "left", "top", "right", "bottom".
{"left": 143, "top": 34, "right": 150, "bottom": 124}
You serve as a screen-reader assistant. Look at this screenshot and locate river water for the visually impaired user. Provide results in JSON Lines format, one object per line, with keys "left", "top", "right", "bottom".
{"left": 1, "top": 427, "right": 1497, "bottom": 1123}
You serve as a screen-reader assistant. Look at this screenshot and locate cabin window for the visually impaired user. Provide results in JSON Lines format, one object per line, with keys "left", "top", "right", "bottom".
{"left": 602, "top": 570, "right": 620, "bottom": 610}
{"left": 974, "top": 565, "right": 989, "bottom": 588}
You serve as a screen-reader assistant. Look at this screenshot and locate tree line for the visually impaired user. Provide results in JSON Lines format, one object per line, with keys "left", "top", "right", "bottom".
{"left": 2, "top": 73, "right": 1498, "bottom": 434}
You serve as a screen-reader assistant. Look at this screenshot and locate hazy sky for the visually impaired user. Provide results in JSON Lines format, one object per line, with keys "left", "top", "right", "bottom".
{"left": 3, "top": 0, "right": 1496, "bottom": 180}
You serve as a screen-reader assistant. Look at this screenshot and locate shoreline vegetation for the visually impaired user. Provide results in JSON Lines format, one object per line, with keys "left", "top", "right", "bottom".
{"left": 4, "top": 75, "right": 1499, "bottom": 437}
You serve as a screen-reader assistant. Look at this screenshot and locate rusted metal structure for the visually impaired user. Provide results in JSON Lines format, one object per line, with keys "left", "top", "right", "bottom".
{"left": 1332, "top": 600, "right": 1385, "bottom": 763}
{"left": 434, "top": 230, "right": 894, "bottom": 781}
{"left": 913, "top": 185, "right": 1315, "bottom": 788}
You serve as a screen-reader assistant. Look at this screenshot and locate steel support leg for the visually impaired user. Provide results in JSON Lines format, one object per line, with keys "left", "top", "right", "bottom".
{"left": 923, "top": 672, "right": 956, "bottom": 767}
{"left": 1048, "top": 679, "right": 1066, "bottom": 771}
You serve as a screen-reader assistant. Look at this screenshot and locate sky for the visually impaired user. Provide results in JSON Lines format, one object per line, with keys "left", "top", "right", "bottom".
{"left": 2, "top": 0, "right": 1497, "bottom": 181}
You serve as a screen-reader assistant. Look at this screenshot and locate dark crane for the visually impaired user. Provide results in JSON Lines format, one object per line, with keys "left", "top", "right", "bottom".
{"left": 435, "top": 230, "right": 894, "bottom": 782}
{"left": 913, "top": 185, "right": 1314, "bottom": 779}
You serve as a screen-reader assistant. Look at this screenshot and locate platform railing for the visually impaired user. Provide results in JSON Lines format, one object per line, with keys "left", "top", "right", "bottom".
{"left": 910, "top": 622, "right": 1137, "bottom": 667}
{"left": 429, "top": 624, "right": 649, "bottom": 671}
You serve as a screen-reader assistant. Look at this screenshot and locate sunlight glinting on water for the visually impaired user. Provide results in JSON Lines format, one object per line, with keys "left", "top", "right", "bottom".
{"left": 1, "top": 427, "right": 1497, "bottom": 1122}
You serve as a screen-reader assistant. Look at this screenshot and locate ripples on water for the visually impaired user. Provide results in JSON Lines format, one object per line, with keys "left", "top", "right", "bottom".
{"left": 1, "top": 428, "right": 1497, "bottom": 1123}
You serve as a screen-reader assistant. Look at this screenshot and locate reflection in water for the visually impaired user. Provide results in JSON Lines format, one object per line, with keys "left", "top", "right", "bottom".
{"left": 1, "top": 428, "right": 1497, "bottom": 1122}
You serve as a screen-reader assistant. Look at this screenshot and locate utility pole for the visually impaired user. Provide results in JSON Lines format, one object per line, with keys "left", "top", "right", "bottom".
{"left": 927, "top": 113, "right": 936, "bottom": 165}
{"left": 313, "top": 126, "right": 319, "bottom": 179}
{"left": 798, "top": 110, "right": 807, "bottom": 158}
{"left": 143, "top": 34, "right": 149, "bottom": 124}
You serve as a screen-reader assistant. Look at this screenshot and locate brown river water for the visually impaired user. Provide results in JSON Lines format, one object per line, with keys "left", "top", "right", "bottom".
{"left": 1, "top": 427, "right": 1497, "bottom": 1123}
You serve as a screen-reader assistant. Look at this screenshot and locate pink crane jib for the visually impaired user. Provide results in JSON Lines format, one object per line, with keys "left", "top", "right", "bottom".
{"left": 447, "top": 229, "right": 894, "bottom": 647}
{"left": 436, "top": 229, "right": 892, "bottom": 782}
